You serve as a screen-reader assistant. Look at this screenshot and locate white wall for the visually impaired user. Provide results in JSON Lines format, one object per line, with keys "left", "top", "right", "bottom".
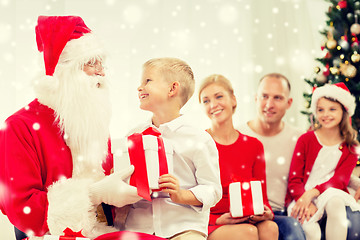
{"left": 0, "top": 0, "right": 329, "bottom": 238}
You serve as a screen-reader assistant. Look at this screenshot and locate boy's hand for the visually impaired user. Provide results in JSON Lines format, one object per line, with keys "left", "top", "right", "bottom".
{"left": 158, "top": 174, "right": 202, "bottom": 206}
{"left": 158, "top": 174, "right": 182, "bottom": 203}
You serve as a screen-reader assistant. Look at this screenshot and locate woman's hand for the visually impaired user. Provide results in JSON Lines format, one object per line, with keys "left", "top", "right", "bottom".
{"left": 291, "top": 188, "right": 320, "bottom": 221}
{"left": 247, "top": 205, "right": 273, "bottom": 224}
{"left": 215, "top": 213, "right": 249, "bottom": 225}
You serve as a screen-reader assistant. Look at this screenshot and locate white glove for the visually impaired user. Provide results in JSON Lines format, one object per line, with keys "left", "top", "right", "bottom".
{"left": 89, "top": 165, "right": 142, "bottom": 207}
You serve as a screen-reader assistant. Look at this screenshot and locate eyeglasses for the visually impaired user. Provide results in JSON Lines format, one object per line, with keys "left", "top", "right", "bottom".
{"left": 84, "top": 61, "right": 105, "bottom": 72}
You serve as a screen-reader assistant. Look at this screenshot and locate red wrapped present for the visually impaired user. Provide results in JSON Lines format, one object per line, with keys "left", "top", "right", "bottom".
{"left": 43, "top": 228, "right": 89, "bottom": 240}
{"left": 112, "top": 127, "right": 174, "bottom": 201}
{"left": 94, "top": 231, "right": 167, "bottom": 240}
{"left": 44, "top": 236, "right": 89, "bottom": 240}
{"left": 229, "top": 181, "right": 264, "bottom": 218}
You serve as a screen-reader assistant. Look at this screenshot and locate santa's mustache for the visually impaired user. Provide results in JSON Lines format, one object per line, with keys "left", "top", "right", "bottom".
{"left": 88, "top": 75, "right": 106, "bottom": 89}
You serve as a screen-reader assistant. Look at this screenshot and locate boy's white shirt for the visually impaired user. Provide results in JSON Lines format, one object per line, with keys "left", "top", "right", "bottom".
{"left": 121, "top": 115, "right": 222, "bottom": 238}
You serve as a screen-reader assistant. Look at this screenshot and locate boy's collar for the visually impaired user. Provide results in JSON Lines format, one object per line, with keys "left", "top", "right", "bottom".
{"left": 145, "top": 114, "right": 185, "bottom": 132}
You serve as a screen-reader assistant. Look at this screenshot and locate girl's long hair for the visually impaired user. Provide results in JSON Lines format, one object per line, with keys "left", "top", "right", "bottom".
{"left": 315, "top": 97, "right": 359, "bottom": 152}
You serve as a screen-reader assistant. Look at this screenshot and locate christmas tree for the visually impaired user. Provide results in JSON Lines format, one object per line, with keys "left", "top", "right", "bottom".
{"left": 302, "top": 0, "right": 360, "bottom": 140}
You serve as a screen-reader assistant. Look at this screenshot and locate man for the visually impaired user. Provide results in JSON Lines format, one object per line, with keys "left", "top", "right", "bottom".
{"left": 239, "top": 73, "right": 360, "bottom": 240}
{"left": 0, "top": 16, "right": 141, "bottom": 240}
{"left": 239, "top": 73, "right": 305, "bottom": 240}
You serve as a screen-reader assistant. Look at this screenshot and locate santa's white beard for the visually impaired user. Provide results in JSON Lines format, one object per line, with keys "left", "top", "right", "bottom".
{"left": 34, "top": 68, "right": 111, "bottom": 179}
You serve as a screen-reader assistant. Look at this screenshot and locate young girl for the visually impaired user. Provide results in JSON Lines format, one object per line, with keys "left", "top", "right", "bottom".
{"left": 287, "top": 82, "right": 360, "bottom": 240}
{"left": 199, "top": 74, "right": 278, "bottom": 240}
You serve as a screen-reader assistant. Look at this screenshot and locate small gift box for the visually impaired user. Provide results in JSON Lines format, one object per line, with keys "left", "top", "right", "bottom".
{"left": 229, "top": 181, "right": 264, "bottom": 218}
{"left": 94, "top": 231, "right": 167, "bottom": 240}
{"left": 112, "top": 127, "right": 174, "bottom": 201}
{"left": 44, "top": 236, "right": 89, "bottom": 240}
{"left": 44, "top": 228, "right": 90, "bottom": 240}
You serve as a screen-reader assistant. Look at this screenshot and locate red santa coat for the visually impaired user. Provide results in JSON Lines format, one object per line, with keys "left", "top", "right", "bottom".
{"left": 286, "top": 131, "right": 358, "bottom": 205}
{"left": 0, "top": 99, "right": 113, "bottom": 237}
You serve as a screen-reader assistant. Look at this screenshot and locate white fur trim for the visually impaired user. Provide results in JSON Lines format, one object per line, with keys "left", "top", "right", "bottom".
{"left": 28, "top": 236, "right": 44, "bottom": 240}
{"left": 59, "top": 33, "right": 105, "bottom": 65}
{"left": 32, "top": 74, "right": 60, "bottom": 108}
{"left": 311, "top": 84, "right": 356, "bottom": 116}
{"left": 47, "top": 178, "right": 116, "bottom": 239}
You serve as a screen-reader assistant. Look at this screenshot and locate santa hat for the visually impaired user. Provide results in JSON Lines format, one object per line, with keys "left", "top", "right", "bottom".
{"left": 35, "top": 15, "right": 104, "bottom": 76}
{"left": 311, "top": 82, "right": 356, "bottom": 116}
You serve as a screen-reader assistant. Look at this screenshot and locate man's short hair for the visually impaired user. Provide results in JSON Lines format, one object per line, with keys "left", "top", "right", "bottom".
{"left": 143, "top": 57, "right": 195, "bottom": 107}
{"left": 259, "top": 73, "right": 291, "bottom": 92}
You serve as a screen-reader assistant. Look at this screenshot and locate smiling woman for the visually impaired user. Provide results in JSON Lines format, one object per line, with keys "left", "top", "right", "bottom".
{"left": 198, "top": 74, "right": 278, "bottom": 240}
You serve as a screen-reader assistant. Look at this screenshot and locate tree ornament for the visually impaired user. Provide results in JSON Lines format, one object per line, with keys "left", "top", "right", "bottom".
{"left": 323, "top": 64, "right": 330, "bottom": 76}
{"left": 351, "top": 51, "right": 360, "bottom": 63}
{"left": 324, "top": 51, "right": 332, "bottom": 59}
{"left": 326, "top": 25, "right": 337, "bottom": 49}
{"left": 351, "top": 15, "right": 360, "bottom": 35}
{"left": 352, "top": 41, "right": 359, "bottom": 50}
{"left": 348, "top": 12, "right": 355, "bottom": 22}
{"left": 304, "top": 101, "right": 310, "bottom": 108}
{"left": 316, "top": 73, "right": 327, "bottom": 83}
{"left": 351, "top": 33, "right": 359, "bottom": 44}
{"left": 351, "top": 23, "right": 360, "bottom": 35}
{"left": 338, "top": 0, "right": 348, "bottom": 9}
{"left": 314, "top": 66, "right": 321, "bottom": 73}
{"left": 326, "top": 38, "right": 337, "bottom": 49}
{"left": 330, "top": 67, "right": 340, "bottom": 75}
{"left": 355, "top": 1, "right": 360, "bottom": 10}
{"left": 339, "top": 36, "right": 350, "bottom": 51}
{"left": 340, "top": 63, "right": 357, "bottom": 78}
{"left": 333, "top": 57, "right": 341, "bottom": 67}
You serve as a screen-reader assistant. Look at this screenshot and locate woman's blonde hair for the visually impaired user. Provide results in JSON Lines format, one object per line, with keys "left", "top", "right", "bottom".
{"left": 198, "top": 74, "right": 237, "bottom": 112}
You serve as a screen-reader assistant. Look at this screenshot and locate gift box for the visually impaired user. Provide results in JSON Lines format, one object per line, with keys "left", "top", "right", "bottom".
{"left": 43, "top": 228, "right": 90, "bottom": 240}
{"left": 229, "top": 181, "right": 264, "bottom": 218}
{"left": 112, "top": 127, "right": 174, "bottom": 201}
{"left": 94, "top": 231, "right": 167, "bottom": 240}
{"left": 44, "top": 236, "right": 89, "bottom": 240}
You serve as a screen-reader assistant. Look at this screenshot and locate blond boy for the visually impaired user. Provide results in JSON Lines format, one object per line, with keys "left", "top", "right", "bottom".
{"left": 124, "top": 58, "right": 222, "bottom": 240}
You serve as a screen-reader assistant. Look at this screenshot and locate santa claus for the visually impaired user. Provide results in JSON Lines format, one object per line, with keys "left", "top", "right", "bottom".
{"left": 0, "top": 15, "right": 149, "bottom": 240}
